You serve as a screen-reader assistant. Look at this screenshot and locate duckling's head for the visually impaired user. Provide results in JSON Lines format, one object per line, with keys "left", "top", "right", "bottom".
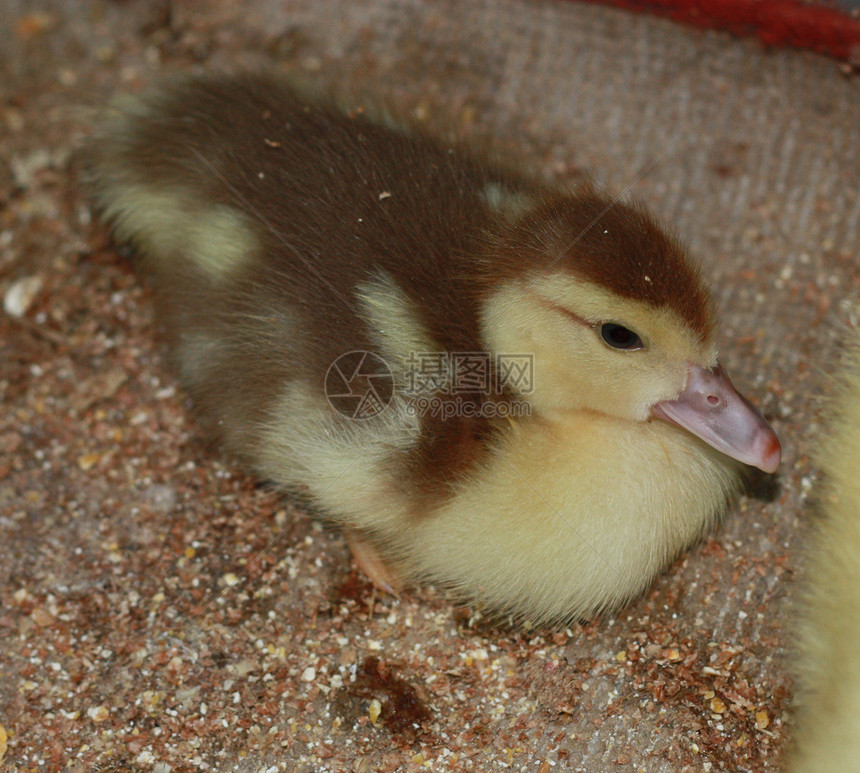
{"left": 480, "top": 189, "right": 780, "bottom": 473}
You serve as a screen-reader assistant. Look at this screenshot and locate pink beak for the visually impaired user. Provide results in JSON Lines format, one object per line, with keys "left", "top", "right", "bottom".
{"left": 651, "top": 364, "right": 781, "bottom": 473}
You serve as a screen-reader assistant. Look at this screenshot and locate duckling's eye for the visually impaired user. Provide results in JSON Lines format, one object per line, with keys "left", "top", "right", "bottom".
{"left": 599, "top": 323, "right": 643, "bottom": 351}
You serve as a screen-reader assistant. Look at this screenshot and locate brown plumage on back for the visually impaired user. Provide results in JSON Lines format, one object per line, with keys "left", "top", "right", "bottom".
{"left": 86, "top": 73, "right": 780, "bottom": 622}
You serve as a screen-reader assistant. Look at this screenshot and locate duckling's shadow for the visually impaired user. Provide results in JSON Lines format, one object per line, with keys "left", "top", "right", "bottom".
{"left": 742, "top": 468, "right": 781, "bottom": 503}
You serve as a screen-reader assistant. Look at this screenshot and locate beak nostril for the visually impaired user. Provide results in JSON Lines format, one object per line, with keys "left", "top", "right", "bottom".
{"left": 655, "top": 363, "right": 780, "bottom": 472}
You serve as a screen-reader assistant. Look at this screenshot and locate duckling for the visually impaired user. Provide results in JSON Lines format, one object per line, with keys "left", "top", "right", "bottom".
{"left": 790, "top": 319, "right": 860, "bottom": 772}
{"left": 85, "top": 73, "right": 780, "bottom": 623}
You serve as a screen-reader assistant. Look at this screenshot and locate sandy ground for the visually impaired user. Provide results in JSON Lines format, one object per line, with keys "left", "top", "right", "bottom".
{"left": 1, "top": 1, "right": 859, "bottom": 771}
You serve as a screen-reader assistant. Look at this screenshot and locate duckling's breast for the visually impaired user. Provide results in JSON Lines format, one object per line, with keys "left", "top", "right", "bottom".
{"left": 397, "top": 410, "right": 741, "bottom": 622}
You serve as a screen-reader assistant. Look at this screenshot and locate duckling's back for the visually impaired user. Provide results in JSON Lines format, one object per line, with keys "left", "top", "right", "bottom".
{"left": 86, "top": 75, "right": 523, "bottom": 466}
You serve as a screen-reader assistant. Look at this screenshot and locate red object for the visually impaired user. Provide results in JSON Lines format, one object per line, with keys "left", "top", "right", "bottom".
{"left": 577, "top": 0, "right": 860, "bottom": 62}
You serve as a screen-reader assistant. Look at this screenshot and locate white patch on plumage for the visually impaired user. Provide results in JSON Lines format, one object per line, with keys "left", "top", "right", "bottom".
{"left": 355, "top": 272, "right": 447, "bottom": 392}
{"left": 95, "top": 180, "right": 257, "bottom": 279}
{"left": 254, "top": 277, "right": 430, "bottom": 530}
{"left": 97, "top": 184, "right": 190, "bottom": 259}
{"left": 184, "top": 205, "right": 258, "bottom": 278}
{"left": 480, "top": 182, "right": 537, "bottom": 218}
{"left": 256, "top": 382, "right": 420, "bottom": 533}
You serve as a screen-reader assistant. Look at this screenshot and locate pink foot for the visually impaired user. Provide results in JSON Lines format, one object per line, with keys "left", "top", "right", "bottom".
{"left": 344, "top": 530, "right": 401, "bottom": 596}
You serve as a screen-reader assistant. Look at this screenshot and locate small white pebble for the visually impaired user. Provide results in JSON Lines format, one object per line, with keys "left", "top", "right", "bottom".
{"left": 301, "top": 666, "right": 316, "bottom": 682}
{"left": 58, "top": 68, "right": 77, "bottom": 86}
{"left": 87, "top": 705, "right": 109, "bottom": 722}
{"left": 10, "top": 150, "right": 51, "bottom": 188}
{"left": 4, "top": 275, "right": 43, "bottom": 318}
